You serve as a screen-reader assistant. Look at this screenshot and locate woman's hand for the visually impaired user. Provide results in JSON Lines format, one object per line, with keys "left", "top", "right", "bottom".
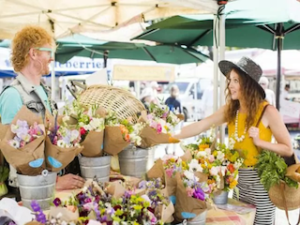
{"left": 248, "top": 126, "right": 261, "bottom": 146}
{"left": 56, "top": 174, "right": 85, "bottom": 191}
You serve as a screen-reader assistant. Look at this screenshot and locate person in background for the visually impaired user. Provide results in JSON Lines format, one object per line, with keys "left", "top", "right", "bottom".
{"left": 140, "top": 88, "right": 152, "bottom": 112}
{"left": 259, "top": 76, "right": 276, "bottom": 106}
{"left": 174, "top": 57, "right": 293, "bottom": 225}
{"left": 165, "top": 85, "right": 182, "bottom": 113}
{"left": 150, "top": 81, "right": 159, "bottom": 103}
{"left": 201, "top": 80, "right": 214, "bottom": 117}
{"left": 0, "top": 25, "right": 85, "bottom": 192}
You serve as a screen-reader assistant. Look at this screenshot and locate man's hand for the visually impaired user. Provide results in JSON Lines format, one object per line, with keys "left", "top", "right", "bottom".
{"left": 56, "top": 174, "right": 85, "bottom": 191}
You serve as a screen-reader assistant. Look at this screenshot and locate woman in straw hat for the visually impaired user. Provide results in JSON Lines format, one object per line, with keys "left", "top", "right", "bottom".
{"left": 174, "top": 57, "right": 293, "bottom": 225}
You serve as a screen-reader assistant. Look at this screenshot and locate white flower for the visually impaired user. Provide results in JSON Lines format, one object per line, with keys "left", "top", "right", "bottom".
{"left": 184, "top": 170, "right": 199, "bottom": 181}
{"left": 228, "top": 137, "right": 236, "bottom": 149}
{"left": 209, "top": 166, "right": 219, "bottom": 176}
{"left": 57, "top": 140, "right": 65, "bottom": 148}
{"left": 196, "top": 151, "right": 207, "bottom": 158}
{"left": 9, "top": 140, "right": 20, "bottom": 149}
{"left": 11, "top": 124, "right": 19, "bottom": 133}
{"left": 89, "top": 118, "right": 104, "bottom": 131}
{"left": 70, "top": 130, "right": 80, "bottom": 142}
{"left": 234, "top": 158, "right": 244, "bottom": 169}
{"left": 220, "top": 166, "right": 227, "bottom": 176}
{"left": 189, "top": 159, "right": 203, "bottom": 173}
{"left": 217, "top": 151, "right": 225, "bottom": 161}
{"left": 205, "top": 148, "right": 211, "bottom": 156}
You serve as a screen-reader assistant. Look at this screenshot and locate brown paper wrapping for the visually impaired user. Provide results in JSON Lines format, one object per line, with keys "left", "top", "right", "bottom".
{"left": 0, "top": 106, "right": 46, "bottom": 175}
{"left": 45, "top": 136, "right": 83, "bottom": 172}
{"left": 139, "top": 124, "right": 174, "bottom": 148}
{"left": 81, "top": 130, "right": 104, "bottom": 157}
{"left": 103, "top": 126, "right": 130, "bottom": 155}
{"left": 105, "top": 180, "right": 127, "bottom": 198}
{"left": 48, "top": 207, "right": 79, "bottom": 222}
{"left": 156, "top": 202, "right": 175, "bottom": 223}
{"left": 147, "top": 159, "right": 177, "bottom": 196}
{"left": 174, "top": 173, "right": 207, "bottom": 222}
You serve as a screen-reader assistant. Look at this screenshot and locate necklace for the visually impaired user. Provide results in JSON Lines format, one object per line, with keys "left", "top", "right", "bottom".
{"left": 234, "top": 110, "right": 246, "bottom": 142}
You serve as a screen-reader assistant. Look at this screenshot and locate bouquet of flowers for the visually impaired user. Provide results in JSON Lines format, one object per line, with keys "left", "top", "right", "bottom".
{"left": 0, "top": 106, "right": 46, "bottom": 175}
{"left": 45, "top": 111, "right": 83, "bottom": 172}
{"left": 137, "top": 109, "right": 180, "bottom": 149}
{"left": 62, "top": 100, "right": 105, "bottom": 157}
{"left": 103, "top": 111, "right": 141, "bottom": 156}
{"left": 29, "top": 180, "right": 171, "bottom": 225}
{"left": 173, "top": 167, "right": 209, "bottom": 223}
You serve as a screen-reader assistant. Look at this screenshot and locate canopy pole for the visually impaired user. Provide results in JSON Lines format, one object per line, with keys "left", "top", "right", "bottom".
{"left": 213, "top": 15, "right": 219, "bottom": 140}
{"left": 276, "top": 36, "right": 283, "bottom": 110}
{"left": 219, "top": 13, "right": 226, "bottom": 143}
{"left": 275, "top": 23, "right": 284, "bottom": 110}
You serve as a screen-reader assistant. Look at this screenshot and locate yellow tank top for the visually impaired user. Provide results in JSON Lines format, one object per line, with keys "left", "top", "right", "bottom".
{"left": 228, "top": 101, "right": 272, "bottom": 166}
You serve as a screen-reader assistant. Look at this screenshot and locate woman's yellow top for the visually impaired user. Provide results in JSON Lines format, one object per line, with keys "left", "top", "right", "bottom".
{"left": 228, "top": 102, "right": 272, "bottom": 166}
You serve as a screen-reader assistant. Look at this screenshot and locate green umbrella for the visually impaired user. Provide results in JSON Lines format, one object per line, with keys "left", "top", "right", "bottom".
{"left": 56, "top": 39, "right": 209, "bottom": 65}
{"left": 134, "top": 0, "right": 300, "bottom": 108}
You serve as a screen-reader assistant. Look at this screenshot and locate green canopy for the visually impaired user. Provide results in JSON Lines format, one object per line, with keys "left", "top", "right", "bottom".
{"left": 134, "top": 0, "right": 300, "bottom": 108}
{"left": 56, "top": 39, "right": 209, "bottom": 65}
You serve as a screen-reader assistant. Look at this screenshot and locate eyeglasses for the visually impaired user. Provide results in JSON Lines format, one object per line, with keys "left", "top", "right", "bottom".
{"left": 34, "top": 47, "right": 55, "bottom": 58}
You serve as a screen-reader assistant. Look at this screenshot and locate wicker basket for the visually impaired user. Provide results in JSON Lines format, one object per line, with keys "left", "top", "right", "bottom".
{"left": 78, "top": 85, "right": 145, "bottom": 123}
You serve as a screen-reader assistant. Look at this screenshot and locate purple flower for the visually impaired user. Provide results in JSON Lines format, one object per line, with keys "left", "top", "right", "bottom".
{"left": 193, "top": 186, "right": 205, "bottom": 201}
{"left": 138, "top": 180, "right": 147, "bottom": 189}
{"left": 53, "top": 197, "right": 61, "bottom": 207}
{"left": 30, "top": 200, "right": 41, "bottom": 212}
{"left": 36, "top": 212, "right": 47, "bottom": 223}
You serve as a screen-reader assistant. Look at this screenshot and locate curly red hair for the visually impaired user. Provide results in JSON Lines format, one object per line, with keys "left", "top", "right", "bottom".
{"left": 224, "top": 68, "right": 265, "bottom": 129}
{"left": 11, "top": 25, "right": 54, "bottom": 72}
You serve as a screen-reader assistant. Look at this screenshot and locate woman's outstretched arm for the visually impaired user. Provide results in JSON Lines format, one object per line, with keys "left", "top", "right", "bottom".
{"left": 174, "top": 105, "right": 227, "bottom": 139}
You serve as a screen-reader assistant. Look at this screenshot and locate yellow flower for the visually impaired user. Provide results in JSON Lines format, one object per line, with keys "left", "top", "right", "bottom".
{"left": 229, "top": 180, "right": 238, "bottom": 189}
{"left": 201, "top": 164, "right": 206, "bottom": 169}
{"left": 133, "top": 222, "right": 140, "bottom": 225}
{"left": 198, "top": 144, "right": 209, "bottom": 151}
{"left": 207, "top": 164, "right": 212, "bottom": 169}
{"left": 213, "top": 151, "right": 218, "bottom": 157}
{"left": 133, "top": 205, "right": 143, "bottom": 211}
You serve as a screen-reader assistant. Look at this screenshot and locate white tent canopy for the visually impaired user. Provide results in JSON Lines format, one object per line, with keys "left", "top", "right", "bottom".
{"left": 0, "top": 0, "right": 218, "bottom": 39}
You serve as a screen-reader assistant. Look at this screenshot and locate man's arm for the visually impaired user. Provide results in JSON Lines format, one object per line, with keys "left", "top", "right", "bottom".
{"left": 0, "top": 88, "right": 23, "bottom": 124}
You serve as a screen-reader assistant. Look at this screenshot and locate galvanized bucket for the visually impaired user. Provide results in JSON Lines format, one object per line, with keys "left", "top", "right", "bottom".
{"left": 213, "top": 191, "right": 229, "bottom": 205}
{"left": 187, "top": 210, "right": 207, "bottom": 225}
{"left": 118, "top": 145, "right": 156, "bottom": 178}
{"left": 78, "top": 155, "right": 111, "bottom": 182}
{"left": 17, "top": 171, "right": 56, "bottom": 210}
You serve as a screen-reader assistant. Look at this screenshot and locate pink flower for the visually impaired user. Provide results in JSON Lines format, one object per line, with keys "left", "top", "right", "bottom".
{"left": 186, "top": 187, "right": 194, "bottom": 197}
{"left": 209, "top": 155, "right": 215, "bottom": 162}
{"left": 165, "top": 168, "right": 174, "bottom": 177}
{"left": 156, "top": 123, "right": 162, "bottom": 133}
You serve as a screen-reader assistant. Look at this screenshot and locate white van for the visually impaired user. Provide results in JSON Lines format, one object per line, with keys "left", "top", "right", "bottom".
{"left": 159, "top": 77, "right": 212, "bottom": 121}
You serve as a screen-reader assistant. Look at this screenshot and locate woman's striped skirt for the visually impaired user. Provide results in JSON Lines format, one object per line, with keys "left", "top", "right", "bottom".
{"left": 233, "top": 168, "right": 275, "bottom": 225}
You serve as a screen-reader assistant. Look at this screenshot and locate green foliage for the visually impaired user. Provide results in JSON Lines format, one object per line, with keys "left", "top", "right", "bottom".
{"left": 255, "top": 151, "right": 298, "bottom": 191}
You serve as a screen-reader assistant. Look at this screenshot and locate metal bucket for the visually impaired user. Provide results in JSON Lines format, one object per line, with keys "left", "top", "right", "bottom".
{"left": 17, "top": 171, "right": 56, "bottom": 210}
{"left": 187, "top": 210, "right": 207, "bottom": 225}
{"left": 213, "top": 191, "right": 229, "bottom": 205}
{"left": 119, "top": 146, "right": 155, "bottom": 178}
{"left": 78, "top": 155, "right": 111, "bottom": 182}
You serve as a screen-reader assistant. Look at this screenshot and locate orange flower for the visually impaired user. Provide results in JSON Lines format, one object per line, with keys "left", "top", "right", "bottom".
{"left": 120, "top": 125, "right": 128, "bottom": 133}
{"left": 227, "top": 164, "right": 235, "bottom": 173}
{"left": 125, "top": 134, "right": 130, "bottom": 141}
